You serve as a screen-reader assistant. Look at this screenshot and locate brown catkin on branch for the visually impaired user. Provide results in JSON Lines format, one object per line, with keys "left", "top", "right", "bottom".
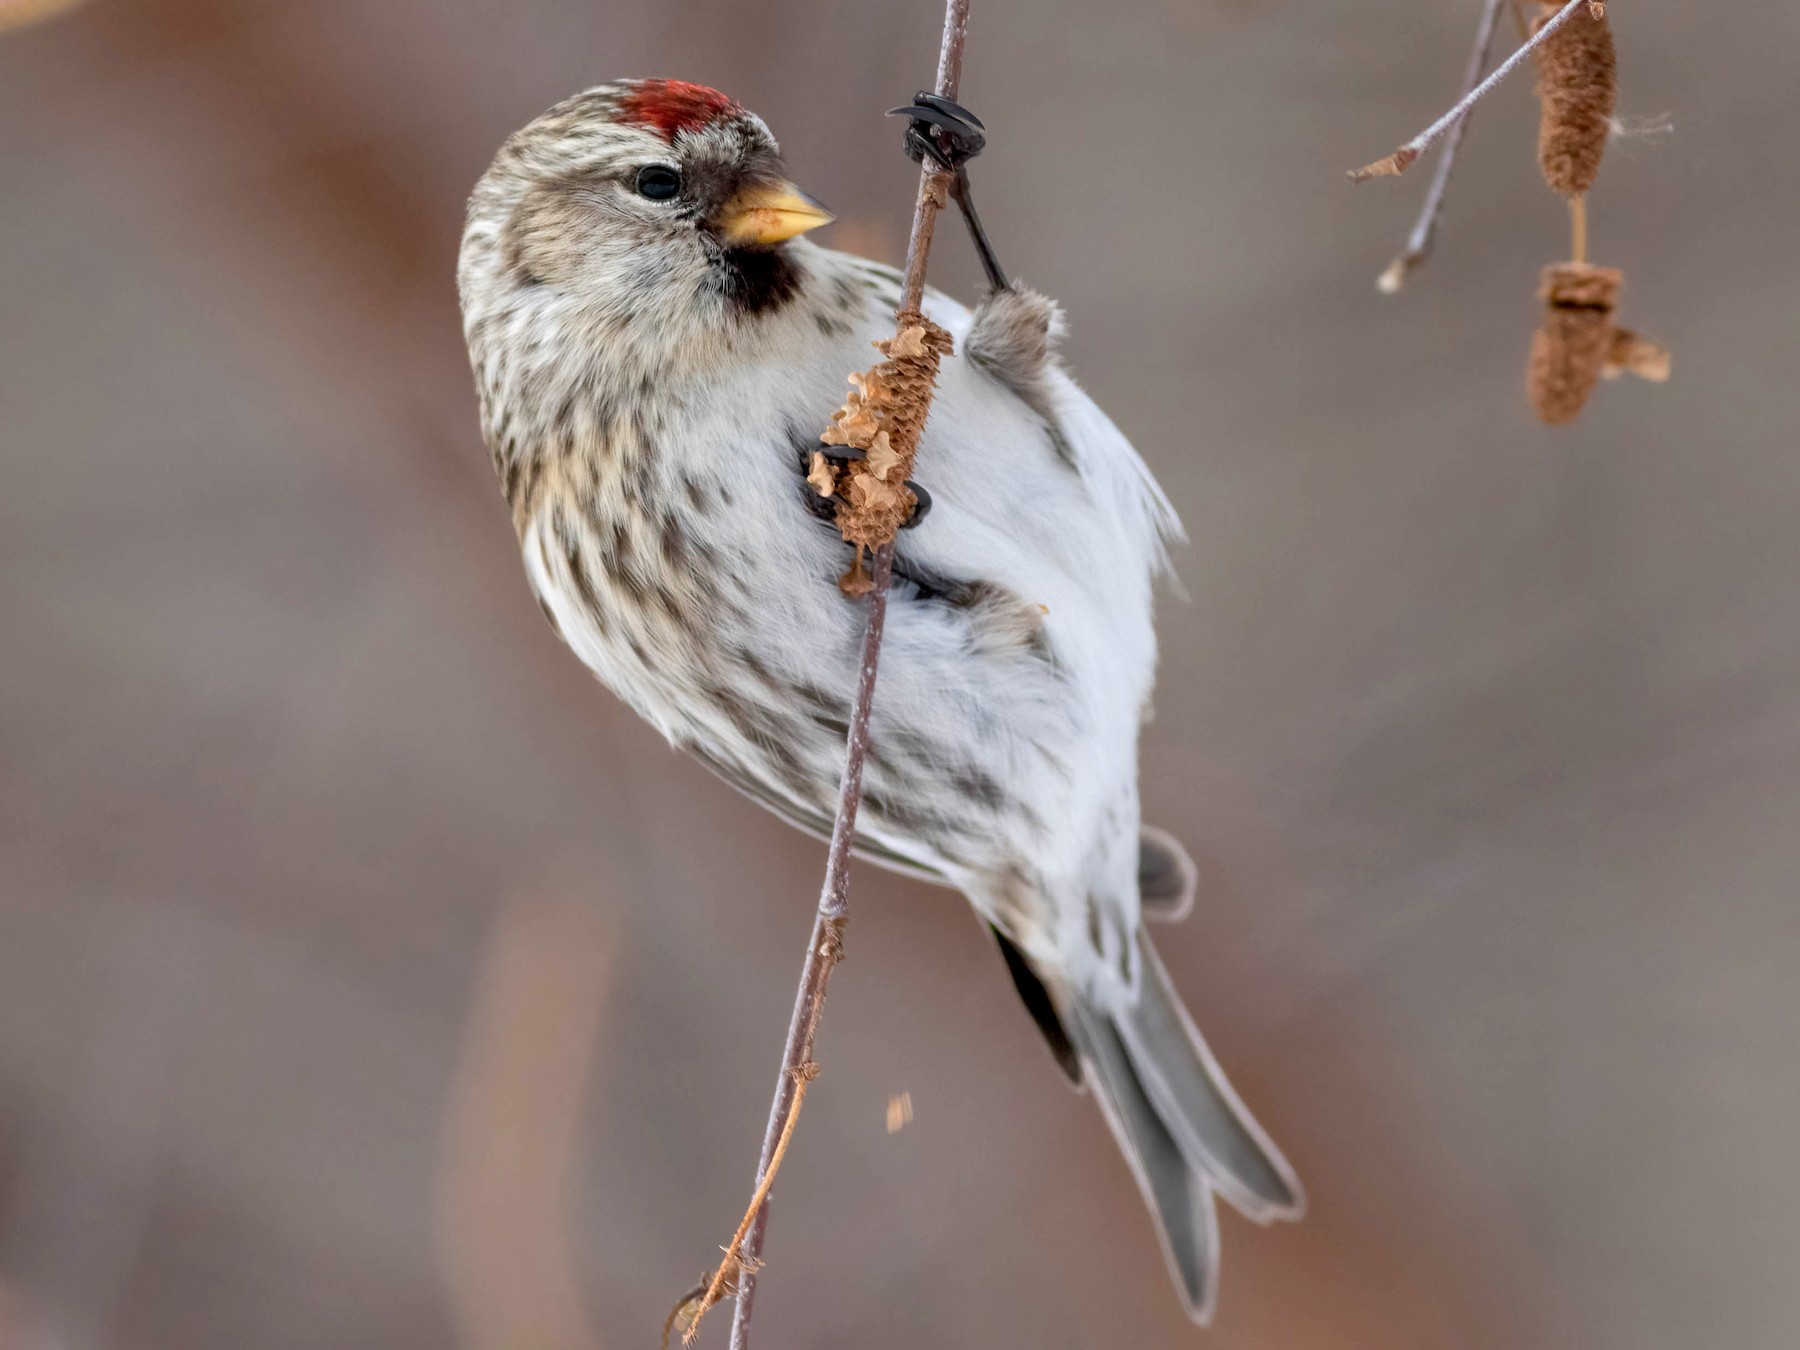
{"left": 1527, "top": 261, "right": 1622, "bottom": 424}
{"left": 816, "top": 317, "right": 955, "bottom": 594}
{"left": 1530, "top": 0, "right": 1617, "bottom": 196}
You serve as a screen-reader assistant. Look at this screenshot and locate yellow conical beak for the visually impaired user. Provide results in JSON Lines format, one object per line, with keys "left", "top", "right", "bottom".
{"left": 716, "top": 181, "right": 834, "bottom": 247}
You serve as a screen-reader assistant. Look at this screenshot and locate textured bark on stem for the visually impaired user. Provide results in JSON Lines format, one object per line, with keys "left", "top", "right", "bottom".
{"left": 1349, "top": 0, "right": 1590, "bottom": 183}
{"left": 1377, "top": 0, "right": 1507, "bottom": 293}
{"left": 691, "top": 5, "right": 970, "bottom": 1347}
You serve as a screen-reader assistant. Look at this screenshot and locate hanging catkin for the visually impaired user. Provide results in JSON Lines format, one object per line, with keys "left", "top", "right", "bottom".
{"left": 1530, "top": 1, "right": 1617, "bottom": 197}
{"left": 1527, "top": 262, "right": 1622, "bottom": 424}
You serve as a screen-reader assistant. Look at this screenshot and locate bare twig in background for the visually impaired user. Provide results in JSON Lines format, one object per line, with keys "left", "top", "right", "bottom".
{"left": 1349, "top": 0, "right": 1590, "bottom": 182}
{"left": 674, "top": 4, "right": 971, "bottom": 1347}
{"left": 436, "top": 889, "right": 612, "bottom": 1350}
{"left": 1354, "top": 0, "right": 1660, "bottom": 421}
{"left": 1510, "top": 0, "right": 1533, "bottom": 42}
{"left": 1376, "top": 0, "right": 1507, "bottom": 293}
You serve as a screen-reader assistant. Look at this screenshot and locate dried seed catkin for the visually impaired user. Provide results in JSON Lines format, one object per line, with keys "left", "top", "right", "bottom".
{"left": 817, "top": 314, "right": 954, "bottom": 594}
{"left": 1530, "top": 1, "right": 1617, "bottom": 197}
{"left": 1528, "top": 262, "right": 1622, "bottom": 425}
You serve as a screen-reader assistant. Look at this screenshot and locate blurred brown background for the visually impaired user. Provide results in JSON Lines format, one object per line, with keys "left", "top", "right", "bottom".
{"left": 3, "top": 1, "right": 1797, "bottom": 1346}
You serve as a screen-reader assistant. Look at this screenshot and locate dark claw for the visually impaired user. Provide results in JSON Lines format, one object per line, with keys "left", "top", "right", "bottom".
{"left": 902, "top": 126, "right": 954, "bottom": 171}
{"left": 912, "top": 91, "right": 985, "bottom": 132}
{"left": 818, "top": 443, "right": 865, "bottom": 461}
{"left": 887, "top": 94, "right": 986, "bottom": 169}
{"left": 901, "top": 480, "right": 932, "bottom": 528}
{"left": 799, "top": 481, "right": 837, "bottom": 524}
{"left": 888, "top": 102, "right": 987, "bottom": 149}
{"left": 887, "top": 92, "right": 1009, "bottom": 292}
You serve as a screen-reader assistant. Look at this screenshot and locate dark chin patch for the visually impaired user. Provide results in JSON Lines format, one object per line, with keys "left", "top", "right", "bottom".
{"left": 709, "top": 246, "right": 801, "bottom": 316}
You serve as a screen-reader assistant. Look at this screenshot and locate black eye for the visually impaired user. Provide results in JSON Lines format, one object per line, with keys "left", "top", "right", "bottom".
{"left": 634, "top": 165, "right": 682, "bottom": 200}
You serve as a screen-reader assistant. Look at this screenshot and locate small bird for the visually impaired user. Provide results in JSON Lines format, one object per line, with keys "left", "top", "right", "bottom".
{"left": 457, "top": 78, "right": 1302, "bottom": 1323}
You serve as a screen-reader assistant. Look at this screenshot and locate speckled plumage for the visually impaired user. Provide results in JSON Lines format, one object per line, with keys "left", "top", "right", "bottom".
{"left": 456, "top": 80, "right": 1302, "bottom": 1322}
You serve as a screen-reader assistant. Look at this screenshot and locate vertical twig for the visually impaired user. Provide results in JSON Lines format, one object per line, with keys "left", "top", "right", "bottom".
{"left": 1376, "top": 0, "right": 1507, "bottom": 293}
{"left": 692, "top": 5, "right": 970, "bottom": 1348}
{"left": 1349, "top": 0, "right": 1590, "bottom": 181}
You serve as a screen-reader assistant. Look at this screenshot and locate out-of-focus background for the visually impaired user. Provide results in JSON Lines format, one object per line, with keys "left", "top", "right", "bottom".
{"left": 3, "top": 0, "right": 1796, "bottom": 1345}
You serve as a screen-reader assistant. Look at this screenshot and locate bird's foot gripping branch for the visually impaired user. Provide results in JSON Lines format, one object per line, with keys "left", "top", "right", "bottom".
{"left": 809, "top": 315, "right": 955, "bottom": 596}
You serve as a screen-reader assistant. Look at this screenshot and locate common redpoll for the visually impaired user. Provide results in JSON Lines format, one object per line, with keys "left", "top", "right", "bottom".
{"left": 457, "top": 79, "right": 1302, "bottom": 1323}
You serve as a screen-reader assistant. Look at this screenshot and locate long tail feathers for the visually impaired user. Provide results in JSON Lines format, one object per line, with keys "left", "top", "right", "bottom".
{"left": 1068, "top": 936, "right": 1304, "bottom": 1325}
{"left": 1070, "top": 1002, "right": 1222, "bottom": 1321}
{"left": 1117, "top": 940, "right": 1305, "bottom": 1223}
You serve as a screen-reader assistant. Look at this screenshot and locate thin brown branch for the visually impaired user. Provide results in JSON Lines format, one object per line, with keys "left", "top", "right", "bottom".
{"left": 1377, "top": 0, "right": 1507, "bottom": 293}
{"left": 679, "top": 1066, "right": 816, "bottom": 1343}
{"left": 1349, "top": 0, "right": 1590, "bottom": 182}
{"left": 685, "top": 5, "right": 972, "bottom": 1348}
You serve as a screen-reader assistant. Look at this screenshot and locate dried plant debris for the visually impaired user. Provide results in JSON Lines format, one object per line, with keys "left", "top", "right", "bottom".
{"left": 1350, "top": 146, "right": 1420, "bottom": 183}
{"left": 886, "top": 1091, "right": 914, "bottom": 1134}
{"left": 815, "top": 314, "right": 954, "bottom": 595}
{"left": 661, "top": 1276, "right": 713, "bottom": 1350}
{"left": 1527, "top": 261, "right": 1666, "bottom": 425}
{"left": 1530, "top": 0, "right": 1617, "bottom": 197}
{"left": 1603, "top": 328, "right": 1670, "bottom": 383}
{"left": 805, "top": 451, "right": 836, "bottom": 498}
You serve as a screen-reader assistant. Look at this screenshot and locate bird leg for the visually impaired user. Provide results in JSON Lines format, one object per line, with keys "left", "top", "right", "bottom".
{"left": 889, "top": 92, "right": 1009, "bottom": 293}
{"left": 872, "top": 94, "right": 997, "bottom": 536}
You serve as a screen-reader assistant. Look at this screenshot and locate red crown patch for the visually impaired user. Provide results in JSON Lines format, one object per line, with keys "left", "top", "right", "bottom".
{"left": 616, "top": 80, "right": 741, "bottom": 139}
